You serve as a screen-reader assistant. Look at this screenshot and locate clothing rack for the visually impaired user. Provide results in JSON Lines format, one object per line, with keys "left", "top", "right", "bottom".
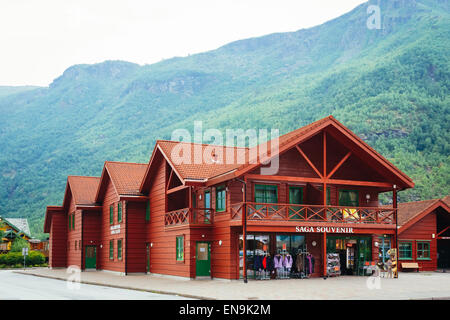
{"left": 274, "top": 249, "right": 292, "bottom": 279}
{"left": 255, "top": 251, "right": 270, "bottom": 280}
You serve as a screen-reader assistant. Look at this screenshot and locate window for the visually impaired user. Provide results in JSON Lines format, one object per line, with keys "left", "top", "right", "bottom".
{"left": 176, "top": 236, "right": 184, "bottom": 262}
{"left": 72, "top": 213, "right": 75, "bottom": 230}
{"left": 117, "top": 239, "right": 122, "bottom": 260}
{"left": 68, "top": 214, "right": 71, "bottom": 230}
{"left": 417, "top": 241, "right": 430, "bottom": 260}
{"left": 339, "top": 190, "right": 359, "bottom": 207}
{"left": 75, "top": 240, "right": 77, "bottom": 251}
{"left": 289, "top": 186, "right": 303, "bottom": 204}
{"left": 109, "top": 240, "right": 114, "bottom": 260}
{"left": 118, "top": 202, "right": 122, "bottom": 223}
{"left": 216, "top": 186, "right": 226, "bottom": 212}
{"left": 110, "top": 205, "right": 114, "bottom": 225}
{"left": 145, "top": 200, "right": 150, "bottom": 222}
{"left": 254, "top": 185, "right": 278, "bottom": 203}
{"left": 399, "top": 241, "right": 412, "bottom": 260}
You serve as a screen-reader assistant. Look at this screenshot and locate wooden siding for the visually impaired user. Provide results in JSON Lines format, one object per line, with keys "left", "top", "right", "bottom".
{"left": 82, "top": 210, "right": 101, "bottom": 269}
{"left": 98, "top": 177, "right": 124, "bottom": 272}
{"left": 66, "top": 195, "right": 82, "bottom": 268}
{"left": 126, "top": 201, "right": 147, "bottom": 273}
{"left": 49, "top": 213, "right": 67, "bottom": 268}
{"left": 399, "top": 212, "right": 437, "bottom": 271}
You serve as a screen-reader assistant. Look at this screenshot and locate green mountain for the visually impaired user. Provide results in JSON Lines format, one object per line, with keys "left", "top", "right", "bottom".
{"left": 0, "top": 0, "right": 449, "bottom": 239}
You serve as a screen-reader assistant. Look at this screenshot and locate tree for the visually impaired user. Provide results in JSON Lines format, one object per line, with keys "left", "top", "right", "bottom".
{"left": 10, "top": 237, "right": 30, "bottom": 252}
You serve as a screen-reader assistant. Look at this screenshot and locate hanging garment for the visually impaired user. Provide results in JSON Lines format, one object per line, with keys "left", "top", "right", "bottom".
{"left": 283, "top": 254, "right": 293, "bottom": 269}
{"left": 274, "top": 255, "right": 283, "bottom": 269}
{"left": 296, "top": 254, "right": 304, "bottom": 272}
{"left": 267, "top": 256, "right": 275, "bottom": 272}
{"left": 262, "top": 256, "right": 267, "bottom": 270}
{"left": 254, "top": 255, "right": 263, "bottom": 271}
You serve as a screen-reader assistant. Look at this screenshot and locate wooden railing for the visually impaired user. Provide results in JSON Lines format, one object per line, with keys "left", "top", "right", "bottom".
{"left": 231, "top": 202, "right": 396, "bottom": 225}
{"left": 164, "top": 207, "right": 214, "bottom": 227}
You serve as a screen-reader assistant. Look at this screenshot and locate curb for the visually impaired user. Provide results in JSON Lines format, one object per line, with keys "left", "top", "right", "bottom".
{"left": 14, "top": 271, "right": 213, "bottom": 300}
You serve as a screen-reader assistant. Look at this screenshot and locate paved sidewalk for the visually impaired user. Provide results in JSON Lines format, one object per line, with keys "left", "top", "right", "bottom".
{"left": 15, "top": 268, "right": 450, "bottom": 300}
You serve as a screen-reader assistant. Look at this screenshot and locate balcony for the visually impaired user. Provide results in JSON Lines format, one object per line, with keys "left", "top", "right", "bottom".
{"left": 230, "top": 202, "right": 396, "bottom": 227}
{"left": 164, "top": 207, "right": 214, "bottom": 227}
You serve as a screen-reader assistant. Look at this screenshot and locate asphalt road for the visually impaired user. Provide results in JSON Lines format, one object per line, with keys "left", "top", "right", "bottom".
{"left": 0, "top": 270, "right": 193, "bottom": 300}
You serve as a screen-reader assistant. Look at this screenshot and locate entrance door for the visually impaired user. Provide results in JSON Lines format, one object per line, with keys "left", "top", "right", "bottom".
{"left": 146, "top": 243, "right": 151, "bottom": 273}
{"left": 85, "top": 245, "right": 96, "bottom": 269}
{"left": 196, "top": 242, "right": 211, "bottom": 277}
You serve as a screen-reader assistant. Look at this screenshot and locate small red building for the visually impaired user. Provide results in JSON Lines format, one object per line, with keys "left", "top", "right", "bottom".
{"left": 397, "top": 196, "right": 450, "bottom": 271}
{"left": 45, "top": 116, "right": 419, "bottom": 279}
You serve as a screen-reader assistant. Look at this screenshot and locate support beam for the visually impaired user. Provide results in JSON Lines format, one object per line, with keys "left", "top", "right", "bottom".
{"left": 393, "top": 186, "right": 398, "bottom": 279}
{"left": 166, "top": 185, "right": 189, "bottom": 194}
{"left": 327, "top": 151, "right": 352, "bottom": 179}
{"left": 244, "top": 174, "right": 393, "bottom": 188}
{"left": 166, "top": 168, "right": 174, "bottom": 192}
{"left": 323, "top": 232, "right": 327, "bottom": 278}
{"left": 437, "top": 226, "right": 450, "bottom": 237}
{"left": 323, "top": 131, "right": 327, "bottom": 178}
{"left": 295, "top": 145, "right": 323, "bottom": 178}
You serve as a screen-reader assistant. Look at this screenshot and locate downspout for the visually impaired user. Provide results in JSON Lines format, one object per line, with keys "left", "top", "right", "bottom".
{"left": 393, "top": 186, "right": 398, "bottom": 279}
{"left": 236, "top": 178, "right": 247, "bottom": 283}
{"left": 125, "top": 200, "right": 128, "bottom": 276}
{"left": 81, "top": 210, "right": 84, "bottom": 271}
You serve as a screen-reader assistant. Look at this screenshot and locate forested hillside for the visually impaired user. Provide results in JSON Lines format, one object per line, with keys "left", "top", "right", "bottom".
{"left": 0, "top": 0, "right": 448, "bottom": 238}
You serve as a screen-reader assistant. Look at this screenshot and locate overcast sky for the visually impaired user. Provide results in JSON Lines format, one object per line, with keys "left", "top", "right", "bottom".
{"left": 0, "top": 0, "right": 366, "bottom": 86}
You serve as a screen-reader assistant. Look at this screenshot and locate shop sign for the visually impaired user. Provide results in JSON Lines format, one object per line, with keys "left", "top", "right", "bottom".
{"left": 110, "top": 224, "right": 121, "bottom": 235}
{"left": 295, "top": 226, "right": 354, "bottom": 233}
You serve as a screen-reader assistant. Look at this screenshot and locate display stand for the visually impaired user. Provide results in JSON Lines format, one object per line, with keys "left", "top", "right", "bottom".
{"left": 326, "top": 253, "right": 341, "bottom": 277}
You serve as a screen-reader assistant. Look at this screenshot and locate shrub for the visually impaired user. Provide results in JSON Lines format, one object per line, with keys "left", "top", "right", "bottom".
{"left": 0, "top": 254, "right": 6, "bottom": 265}
{"left": 4, "top": 252, "right": 22, "bottom": 265}
{"left": 27, "top": 251, "right": 45, "bottom": 265}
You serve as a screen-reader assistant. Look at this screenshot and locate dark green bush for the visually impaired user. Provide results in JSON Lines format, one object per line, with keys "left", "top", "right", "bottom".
{"left": 0, "top": 251, "right": 45, "bottom": 266}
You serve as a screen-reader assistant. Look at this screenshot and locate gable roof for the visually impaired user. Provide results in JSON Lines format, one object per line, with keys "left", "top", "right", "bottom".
{"left": 0, "top": 216, "right": 32, "bottom": 238}
{"left": 95, "top": 161, "right": 148, "bottom": 202}
{"left": 398, "top": 196, "right": 450, "bottom": 234}
{"left": 61, "top": 176, "right": 101, "bottom": 211}
{"left": 141, "top": 115, "right": 414, "bottom": 191}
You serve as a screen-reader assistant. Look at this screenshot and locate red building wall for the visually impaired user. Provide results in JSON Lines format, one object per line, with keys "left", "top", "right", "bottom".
{"left": 399, "top": 213, "right": 437, "bottom": 271}
{"left": 98, "top": 178, "right": 124, "bottom": 273}
{"left": 49, "top": 212, "right": 67, "bottom": 268}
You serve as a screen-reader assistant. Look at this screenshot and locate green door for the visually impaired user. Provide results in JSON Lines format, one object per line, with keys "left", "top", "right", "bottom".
{"left": 85, "top": 245, "right": 96, "bottom": 269}
{"left": 196, "top": 242, "right": 211, "bottom": 277}
{"left": 357, "top": 237, "right": 372, "bottom": 273}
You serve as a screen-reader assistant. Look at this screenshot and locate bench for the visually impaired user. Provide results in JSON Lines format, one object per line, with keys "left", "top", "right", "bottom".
{"left": 401, "top": 262, "right": 420, "bottom": 272}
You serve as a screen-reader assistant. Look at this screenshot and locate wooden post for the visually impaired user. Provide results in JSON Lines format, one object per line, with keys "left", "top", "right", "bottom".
{"left": 323, "top": 131, "right": 327, "bottom": 221}
{"left": 323, "top": 231, "right": 327, "bottom": 278}
{"left": 393, "top": 186, "right": 398, "bottom": 279}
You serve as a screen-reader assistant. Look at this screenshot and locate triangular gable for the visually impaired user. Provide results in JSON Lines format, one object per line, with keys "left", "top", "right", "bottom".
{"left": 227, "top": 116, "right": 414, "bottom": 189}
{"left": 140, "top": 115, "right": 414, "bottom": 190}
{"left": 398, "top": 198, "right": 450, "bottom": 235}
{"left": 96, "top": 161, "right": 148, "bottom": 202}
{"left": 62, "top": 176, "right": 100, "bottom": 209}
{"left": 0, "top": 216, "right": 32, "bottom": 239}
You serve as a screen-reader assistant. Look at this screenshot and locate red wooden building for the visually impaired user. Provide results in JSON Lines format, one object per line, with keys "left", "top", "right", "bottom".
{"left": 397, "top": 196, "right": 450, "bottom": 271}
{"left": 45, "top": 116, "right": 419, "bottom": 279}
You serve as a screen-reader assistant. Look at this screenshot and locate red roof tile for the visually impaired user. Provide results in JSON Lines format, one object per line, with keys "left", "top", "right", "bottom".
{"left": 397, "top": 196, "right": 450, "bottom": 226}
{"left": 105, "top": 161, "right": 148, "bottom": 195}
{"left": 67, "top": 176, "right": 100, "bottom": 205}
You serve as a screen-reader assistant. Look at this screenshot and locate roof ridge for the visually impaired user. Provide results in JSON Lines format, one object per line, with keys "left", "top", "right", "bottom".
{"left": 158, "top": 139, "right": 249, "bottom": 149}
{"left": 68, "top": 175, "right": 100, "bottom": 179}
{"left": 105, "top": 161, "right": 148, "bottom": 166}
{"left": 398, "top": 198, "right": 441, "bottom": 206}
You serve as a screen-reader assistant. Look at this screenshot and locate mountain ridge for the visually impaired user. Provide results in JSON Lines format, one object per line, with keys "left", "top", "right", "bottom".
{"left": 0, "top": 0, "right": 448, "bottom": 238}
